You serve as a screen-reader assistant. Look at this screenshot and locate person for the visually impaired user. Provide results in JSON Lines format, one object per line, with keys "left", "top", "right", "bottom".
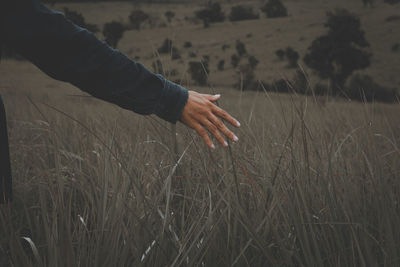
{"left": 0, "top": 0, "right": 240, "bottom": 151}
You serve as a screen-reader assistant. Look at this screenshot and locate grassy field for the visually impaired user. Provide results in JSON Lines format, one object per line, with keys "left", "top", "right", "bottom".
{"left": 1, "top": 0, "right": 400, "bottom": 266}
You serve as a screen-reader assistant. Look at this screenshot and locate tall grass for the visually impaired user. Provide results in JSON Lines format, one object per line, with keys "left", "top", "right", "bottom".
{"left": 1, "top": 89, "right": 399, "bottom": 266}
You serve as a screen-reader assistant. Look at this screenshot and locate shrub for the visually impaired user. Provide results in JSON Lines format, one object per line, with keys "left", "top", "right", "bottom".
{"left": 217, "top": 60, "right": 225, "bottom": 71}
{"left": 165, "top": 11, "right": 175, "bottom": 23}
{"left": 304, "top": 9, "right": 370, "bottom": 93}
{"left": 188, "top": 61, "right": 209, "bottom": 86}
{"left": 275, "top": 49, "right": 285, "bottom": 60}
{"left": 392, "top": 43, "right": 400, "bottom": 52}
{"left": 103, "top": 21, "right": 125, "bottom": 48}
{"left": 248, "top": 55, "right": 259, "bottom": 70}
{"left": 231, "top": 54, "right": 240, "bottom": 68}
{"left": 171, "top": 47, "right": 181, "bottom": 60}
{"left": 384, "top": 0, "right": 400, "bottom": 4}
{"left": 184, "top": 41, "right": 193, "bottom": 48}
{"left": 236, "top": 65, "right": 259, "bottom": 90}
{"left": 229, "top": 5, "right": 259, "bottom": 22}
{"left": 221, "top": 44, "right": 230, "bottom": 51}
{"left": 195, "top": 2, "right": 225, "bottom": 26}
{"left": 63, "top": 8, "right": 99, "bottom": 33}
{"left": 235, "top": 40, "right": 247, "bottom": 57}
{"left": 261, "top": 0, "right": 288, "bottom": 18}
{"left": 129, "top": 10, "right": 149, "bottom": 30}
{"left": 346, "top": 74, "right": 398, "bottom": 102}
{"left": 158, "top": 38, "right": 173, "bottom": 54}
{"left": 285, "top": 47, "right": 299, "bottom": 68}
{"left": 385, "top": 15, "right": 400, "bottom": 22}
{"left": 188, "top": 51, "right": 197, "bottom": 58}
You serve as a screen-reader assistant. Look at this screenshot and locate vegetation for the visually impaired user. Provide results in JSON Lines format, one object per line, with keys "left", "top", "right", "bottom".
{"left": 229, "top": 5, "right": 259, "bottom": 22}
{"left": 346, "top": 74, "right": 398, "bottom": 102}
{"left": 63, "top": 8, "right": 99, "bottom": 33}
{"left": 261, "top": 0, "right": 288, "bottom": 18}
{"left": 2, "top": 85, "right": 399, "bottom": 266}
{"left": 103, "top": 21, "right": 125, "bottom": 48}
{"left": 188, "top": 61, "right": 209, "bottom": 85}
{"left": 164, "top": 11, "right": 175, "bottom": 23}
{"left": 129, "top": 9, "right": 149, "bottom": 30}
{"left": 195, "top": 2, "right": 225, "bottom": 27}
{"left": 304, "top": 9, "right": 370, "bottom": 94}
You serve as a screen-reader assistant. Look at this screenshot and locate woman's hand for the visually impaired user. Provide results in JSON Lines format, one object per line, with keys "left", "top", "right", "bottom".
{"left": 180, "top": 91, "right": 240, "bottom": 149}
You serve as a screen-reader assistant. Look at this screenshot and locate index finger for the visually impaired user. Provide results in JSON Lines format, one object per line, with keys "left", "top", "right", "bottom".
{"left": 212, "top": 105, "right": 240, "bottom": 128}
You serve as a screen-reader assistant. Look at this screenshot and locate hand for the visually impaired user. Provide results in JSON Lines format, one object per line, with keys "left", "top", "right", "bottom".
{"left": 180, "top": 91, "right": 240, "bottom": 149}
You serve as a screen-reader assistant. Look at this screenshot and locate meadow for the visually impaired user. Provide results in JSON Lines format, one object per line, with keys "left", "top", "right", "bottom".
{"left": 1, "top": 0, "right": 400, "bottom": 266}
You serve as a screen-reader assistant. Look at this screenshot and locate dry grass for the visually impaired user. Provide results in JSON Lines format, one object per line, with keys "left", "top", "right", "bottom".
{"left": 1, "top": 1, "right": 400, "bottom": 265}
{"left": 1, "top": 59, "right": 400, "bottom": 265}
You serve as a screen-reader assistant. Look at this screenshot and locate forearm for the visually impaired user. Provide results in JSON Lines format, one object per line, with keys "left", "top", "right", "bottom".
{"left": 2, "top": 0, "right": 188, "bottom": 123}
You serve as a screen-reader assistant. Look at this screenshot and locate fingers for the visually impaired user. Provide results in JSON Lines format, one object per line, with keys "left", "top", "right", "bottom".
{"left": 201, "top": 118, "right": 228, "bottom": 147}
{"left": 193, "top": 123, "right": 215, "bottom": 149}
{"left": 212, "top": 105, "right": 241, "bottom": 128}
{"left": 208, "top": 114, "right": 239, "bottom": 143}
{"left": 203, "top": 94, "right": 221, "bottom": 102}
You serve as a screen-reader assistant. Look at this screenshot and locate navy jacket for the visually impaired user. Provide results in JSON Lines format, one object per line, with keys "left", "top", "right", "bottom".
{"left": 0, "top": 0, "right": 188, "bottom": 123}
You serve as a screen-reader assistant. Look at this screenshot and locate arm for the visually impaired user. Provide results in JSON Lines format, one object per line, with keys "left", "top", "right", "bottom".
{"left": 2, "top": 0, "right": 240, "bottom": 148}
{"left": 2, "top": 0, "right": 187, "bottom": 123}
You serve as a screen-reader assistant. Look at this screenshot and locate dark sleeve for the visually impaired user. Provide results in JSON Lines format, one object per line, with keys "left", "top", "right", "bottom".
{"left": 1, "top": 0, "right": 188, "bottom": 123}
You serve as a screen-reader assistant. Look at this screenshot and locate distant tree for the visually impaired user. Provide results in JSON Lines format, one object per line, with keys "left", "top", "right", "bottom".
{"left": 275, "top": 49, "right": 285, "bottom": 60}
{"left": 103, "top": 21, "right": 125, "bottom": 48}
{"left": 384, "top": 0, "right": 400, "bottom": 4}
{"left": 392, "top": 43, "right": 400, "bottom": 52}
{"left": 217, "top": 60, "right": 225, "bottom": 71}
{"left": 63, "top": 8, "right": 99, "bottom": 33}
{"left": 165, "top": 11, "right": 175, "bottom": 23}
{"left": 285, "top": 47, "right": 299, "bottom": 68}
{"left": 229, "top": 5, "right": 259, "bottom": 22}
{"left": 189, "top": 61, "right": 209, "bottom": 86}
{"left": 235, "top": 40, "right": 247, "bottom": 57}
{"left": 248, "top": 55, "right": 259, "bottom": 70}
{"left": 362, "top": 0, "right": 374, "bottom": 7}
{"left": 304, "top": 9, "right": 370, "bottom": 93}
{"left": 184, "top": 41, "right": 193, "bottom": 48}
{"left": 195, "top": 2, "right": 225, "bottom": 26}
{"left": 231, "top": 54, "right": 240, "bottom": 68}
{"left": 261, "top": 0, "right": 288, "bottom": 18}
{"left": 129, "top": 10, "right": 149, "bottom": 30}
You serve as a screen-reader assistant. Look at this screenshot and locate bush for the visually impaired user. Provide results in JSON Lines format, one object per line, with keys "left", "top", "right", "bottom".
{"left": 63, "top": 8, "right": 99, "bottom": 33}
{"left": 103, "top": 21, "right": 125, "bottom": 48}
{"left": 275, "top": 49, "right": 285, "bottom": 60}
{"left": 235, "top": 40, "right": 247, "bottom": 57}
{"left": 231, "top": 54, "right": 240, "bottom": 68}
{"left": 236, "top": 65, "right": 259, "bottom": 90}
{"left": 184, "top": 41, "right": 193, "bottom": 48}
{"left": 248, "top": 55, "right": 259, "bottom": 70}
{"left": 129, "top": 10, "right": 149, "bottom": 30}
{"left": 165, "top": 11, "right": 175, "bottom": 23}
{"left": 195, "top": 2, "right": 225, "bottom": 26}
{"left": 346, "top": 74, "right": 398, "bottom": 102}
{"left": 188, "top": 61, "right": 209, "bottom": 86}
{"left": 229, "top": 5, "right": 259, "bottom": 22}
{"left": 384, "top": 0, "right": 400, "bottom": 4}
{"left": 261, "top": 0, "right": 288, "bottom": 18}
{"left": 385, "top": 15, "right": 400, "bottom": 22}
{"left": 392, "top": 43, "right": 400, "bottom": 52}
{"left": 285, "top": 47, "right": 299, "bottom": 68}
{"left": 217, "top": 60, "right": 225, "bottom": 71}
{"left": 221, "top": 44, "right": 230, "bottom": 51}
{"left": 158, "top": 39, "right": 173, "bottom": 54}
{"left": 188, "top": 51, "right": 197, "bottom": 58}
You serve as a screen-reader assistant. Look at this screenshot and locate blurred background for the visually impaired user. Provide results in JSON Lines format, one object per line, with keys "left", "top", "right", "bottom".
{"left": 2, "top": 0, "right": 400, "bottom": 102}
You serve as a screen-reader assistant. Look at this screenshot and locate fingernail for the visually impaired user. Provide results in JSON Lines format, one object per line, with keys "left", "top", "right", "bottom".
{"left": 214, "top": 94, "right": 221, "bottom": 98}
{"left": 233, "top": 135, "right": 239, "bottom": 142}
{"left": 224, "top": 141, "right": 228, "bottom": 147}
{"left": 211, "top": 144, "right": 216, "bottom": 149}
{"left": 236, "top": 120, "right": 241, "bottom": 127}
